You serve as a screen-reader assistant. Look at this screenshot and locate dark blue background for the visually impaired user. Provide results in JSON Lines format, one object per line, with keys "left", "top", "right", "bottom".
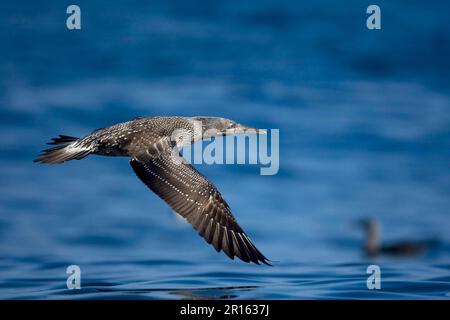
{"left": 0, "top": 1, "right": 449, "bottom": 299}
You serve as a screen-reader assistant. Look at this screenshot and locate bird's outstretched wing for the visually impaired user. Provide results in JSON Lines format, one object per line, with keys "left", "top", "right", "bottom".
{"left": 129, "top": 148, "right": 270, "bottom": 265}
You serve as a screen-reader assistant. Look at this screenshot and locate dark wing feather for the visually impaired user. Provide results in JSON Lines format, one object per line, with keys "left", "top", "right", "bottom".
{"left": 129, "top": 151, "right": 270, "bottom": 265}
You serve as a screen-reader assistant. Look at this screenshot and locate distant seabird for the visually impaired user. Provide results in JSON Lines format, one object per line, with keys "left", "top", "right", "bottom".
{"left": 358, "top": 218, "right": 432, "bottom": 257}
{"left": 35, "top": 116, "right": 270, "bottom": 265}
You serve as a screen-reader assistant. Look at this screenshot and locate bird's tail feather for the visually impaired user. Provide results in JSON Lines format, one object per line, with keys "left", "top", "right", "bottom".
{"left": 34, "top": 135, "right": 91, "bottom": 164}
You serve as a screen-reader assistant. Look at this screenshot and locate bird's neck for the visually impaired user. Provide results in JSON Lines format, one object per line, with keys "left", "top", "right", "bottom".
{"left": 365, "top": 223, "right": 380, "bottom": 255}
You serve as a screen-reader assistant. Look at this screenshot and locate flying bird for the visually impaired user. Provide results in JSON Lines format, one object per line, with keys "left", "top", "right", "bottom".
{"left": 34, "top": 116, "right": 270, "bottom": 265}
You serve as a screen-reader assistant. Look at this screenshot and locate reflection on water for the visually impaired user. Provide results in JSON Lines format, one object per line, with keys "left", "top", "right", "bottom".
{"left": 97, "top": 286, "right": 257, "bottom": 300}
{"left": 1, "top": 0, "right": 450, "bottom": 299}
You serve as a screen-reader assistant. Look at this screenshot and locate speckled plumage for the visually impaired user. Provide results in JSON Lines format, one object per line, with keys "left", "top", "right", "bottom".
{"left": 35, "top": 116, "right": 270, "bottom": 265}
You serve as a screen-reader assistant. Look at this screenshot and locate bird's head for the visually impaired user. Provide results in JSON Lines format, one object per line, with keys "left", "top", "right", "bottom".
{"left": 355, "top": 217, "right": 379, "bottom": 234}
{"left": 191, "top": 116, "right": 266, "bottom": 138}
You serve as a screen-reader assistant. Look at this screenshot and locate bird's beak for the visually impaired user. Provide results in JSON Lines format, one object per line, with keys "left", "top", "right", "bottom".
{"left": 215, "top": 124, "right": 267, "bottom": 137}
{"left": 233, "top": 124, "right": 267, "bottom": 134}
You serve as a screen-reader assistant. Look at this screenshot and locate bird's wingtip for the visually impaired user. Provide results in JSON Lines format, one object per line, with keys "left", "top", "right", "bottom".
{"left": 259, "top": 255, "right": 276, "bottom": 266}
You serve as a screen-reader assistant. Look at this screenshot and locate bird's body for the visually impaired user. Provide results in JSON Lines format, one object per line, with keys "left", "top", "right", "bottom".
{"left": 38, "top": 117, "right": 195, "bottom": 162}
{"left": 35, "top": 116, "right": 270, "bottom": 265}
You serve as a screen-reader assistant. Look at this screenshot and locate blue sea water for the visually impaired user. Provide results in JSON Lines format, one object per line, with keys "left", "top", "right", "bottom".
{"left": 0, "top": 1, "right": 450, "bottom": 299}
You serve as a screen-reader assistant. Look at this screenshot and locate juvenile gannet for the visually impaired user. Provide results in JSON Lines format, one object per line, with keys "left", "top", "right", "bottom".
{"left": 35, "top": 116, "right": 270, "bottom": 265}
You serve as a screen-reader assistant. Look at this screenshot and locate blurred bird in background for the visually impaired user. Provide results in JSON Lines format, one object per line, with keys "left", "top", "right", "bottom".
{"left": 356, "top": 218, "right": 438, "bottom": 257}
